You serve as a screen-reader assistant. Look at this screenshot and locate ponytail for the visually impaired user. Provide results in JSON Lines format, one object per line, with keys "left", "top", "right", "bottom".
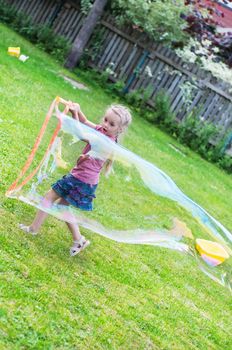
{"left": 103, "top": 105, "right": 132, "bottom": 177}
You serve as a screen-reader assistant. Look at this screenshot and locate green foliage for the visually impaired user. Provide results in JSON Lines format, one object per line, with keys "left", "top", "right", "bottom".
{"left": 176, "top": 116, "right": 231, "bottom": 173}
{"left": 125, "top": 86, "right": 153, "bottom": 108}
{"left": 80, "top": 0, "right": 93, "bottom": 15}
{"left": 150, "top": 90, "right": 175, "bottom": 128}
{"left": 218, "top": 154, "right": 232, "bottom": 172}
{"left": 177, "top": 113, "right": 217, "bottom": 152}
{"left": 111, "top": 0, "right": 189, "bottom": 45}
{"left": 125, "top": 89, "right": 144, "bottom": 107}
{"left": 82, "top": 66, "right": 125, "bottom": 96}
{"left": 110, "top": 79, "right": 125, "bottom": 95}
{"left": 0, "top": 0, "right": 71, "bottom": 62}
{"left": 143, "top": 91, "right": 231, "bottom": 173}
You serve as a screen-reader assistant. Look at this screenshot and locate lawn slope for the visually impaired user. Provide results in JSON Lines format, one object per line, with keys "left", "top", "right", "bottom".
{"left": 0, "top": 24, "right": 231, "bottom": 350}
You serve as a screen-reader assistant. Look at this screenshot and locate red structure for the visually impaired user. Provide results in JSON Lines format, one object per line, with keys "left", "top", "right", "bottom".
{"left": 202, "top": 0, "right": 232, "bottom": 28}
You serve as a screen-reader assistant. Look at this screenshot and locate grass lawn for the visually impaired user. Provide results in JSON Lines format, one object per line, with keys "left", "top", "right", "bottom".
{"left": 0, "top": 24, "right": 232, "bottom": 350}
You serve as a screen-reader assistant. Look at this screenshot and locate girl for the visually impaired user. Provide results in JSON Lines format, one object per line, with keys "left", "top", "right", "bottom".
{"left": 19, "top": 102, "right": 132, "bottom": 256}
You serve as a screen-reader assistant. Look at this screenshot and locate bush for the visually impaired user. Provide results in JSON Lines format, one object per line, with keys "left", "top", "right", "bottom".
{"left": 218, "top": 154, "right": 232, "bottom": 173}
{"left": 142, "top": 90, "right": 231, "bottom": 174}
{"left": 152, "top": 90, "right": 175, "bottom": 128}
{"left": 177, "top": 113, "right": 220, "bottom": 156}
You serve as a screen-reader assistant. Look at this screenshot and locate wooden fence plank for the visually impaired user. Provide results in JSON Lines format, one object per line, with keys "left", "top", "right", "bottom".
{"left": 71, "top": 13, "right": 85, "bottom": 42}
{"left": 17, "top": 0, "right": 27, "bottom": 12}
{"left": 98, "top": 31, "right": 116, "bottom": 67}
{"left": 129, "top": 54, "right": 149, "bottom": 91}
{"left": 132, "top": 57, "right": 152, "bottom": 91}
{"left": 90, "top": 27, "right": 109, "bottom": 64}
{"left": 152, "top": 62, "right": 168, "bottom": 94}
{"left": 66, "top": 8, "right": 83, "bottom": 39}
{"left": 24, "top": 1, "right": 36, "bottom": 15}
{"left": 180, "top": 90, "right": 203, "bottom": 120}
{"left": 101, "top": 33, "right": 120, "bottom": 68}
{"left": 62, "top": 7, "right": 77, "bottom": 38}
{"left": 66, "top": 6, "right": 82, "bottom": 38}
{"left": 153, "top": 64, "right": 173, "bottom": 95}
{"left": 170, "top": 77, "right": 187, "bottom": 113}
{"left": 104, "top": 35, "right": 122, "bottom": 68}
{"left": 162, "top": 68, "right": 179, "bottom": 92}
{"left": 148, "top": 60, "right": 166, "bottom": 98}
{"left": 145, "top": 58, "right": 163, "bottom": 95}
{"left": 70, "top": 13, "right": 85, "bottom": 42}
{"left": 123, "top": 48, "right": 144, "bottom": 84}
{"left": 216, "top": 100, "right": 231, "bottom": 128}
{"left": 166, "top": 73, "right": 184, "bottom": 101}
{"left": 52, "top": 4, "right": 69, "bottom": 34}
{"left": 110, "top": 38, "right": 126, "bottom": 75}
{"left": 94, "top": 29, "right": 112, "bottom": 65}
{"left": 118, "top": 45, "right": 138, "bottom": 79}
{"left": 36, "top": 1, "right": 53, "bottom": 25}
{"left": 114, "top": 39, "right": 130, "bottom": 77}
{"left": 211, "top": 96, "right": 231, "bottom": 125}
{"left": 66, "top": 12, "right": 80, "bottom": 41}
{"left": 57, "top": 5, "right": 74, "bottom": 36}
{"left": 199, "top": 92, "right": 216, "bottom": 121}
{"left": 173, "top": 92, "right": 186, "bottom": 115}
{"left": 32, "top": 2, "right": 45, "bottom": 23}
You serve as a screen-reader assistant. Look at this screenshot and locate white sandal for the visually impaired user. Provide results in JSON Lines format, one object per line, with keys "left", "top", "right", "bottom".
{"left": 70, "top": 236, "right": 90, "bottom": 256}
{"left": 18, "top": 224, "right": 37, "bottom": 235}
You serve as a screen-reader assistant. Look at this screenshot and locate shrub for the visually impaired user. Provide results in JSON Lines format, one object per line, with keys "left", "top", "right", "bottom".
{"left": 152, "top": 91, "right": 175, "bottom": 127}
{"left": 218, "top": 154, "right": 232, "bottom": 173}
{"left": 142, "top": 89, "right": 231, "bottom": 173}
{"left": 177, "top": 113, "right": 220, "bottom": 156}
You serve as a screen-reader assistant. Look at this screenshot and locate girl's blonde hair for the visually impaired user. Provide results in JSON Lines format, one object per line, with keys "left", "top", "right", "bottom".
{"left": 104, "top": 104, "right": 132, "bottom": 176}
{"left": 108, "top": 104, "right": 132, "bottom": 135}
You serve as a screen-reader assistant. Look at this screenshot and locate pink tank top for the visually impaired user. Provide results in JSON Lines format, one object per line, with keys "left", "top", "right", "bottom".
{"left": 71, "top": 125, "right": 116, "bottom": 185}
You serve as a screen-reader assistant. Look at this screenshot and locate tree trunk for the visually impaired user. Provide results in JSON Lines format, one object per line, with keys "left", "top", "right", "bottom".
{"left": 65, "top": 0, "right": 108, "bottom": 69}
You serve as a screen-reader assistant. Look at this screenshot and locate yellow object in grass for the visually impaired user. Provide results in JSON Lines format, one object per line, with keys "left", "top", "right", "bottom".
{"left": 196, "top": 239, "right": 230, "bottom": 263}
{"left": 8, "top": 47, "right": 20, "bottom": 57}
{"left": 169, "top": 218, "right": 194, "bottom": 239}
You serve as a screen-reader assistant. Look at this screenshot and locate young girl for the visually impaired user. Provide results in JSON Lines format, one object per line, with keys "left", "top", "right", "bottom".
{"left": 19, "top": 102, "right": 132, "bottom": 256}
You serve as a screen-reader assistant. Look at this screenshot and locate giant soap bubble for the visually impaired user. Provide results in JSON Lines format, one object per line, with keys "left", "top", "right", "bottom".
{"left": 6, "top": 97, "right": 232, "bottom": 291}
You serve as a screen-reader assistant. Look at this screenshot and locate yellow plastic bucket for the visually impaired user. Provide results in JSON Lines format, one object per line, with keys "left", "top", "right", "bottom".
{"left": 196, "top": 239, "right": 229, "bottom": 264}
{"left": 8, "top": 47, "right": 20, "bottom": 57}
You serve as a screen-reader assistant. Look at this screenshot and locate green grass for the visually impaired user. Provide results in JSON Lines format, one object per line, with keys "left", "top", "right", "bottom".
{"left": 0, "top": 23, "right": 232, "bottom": 350}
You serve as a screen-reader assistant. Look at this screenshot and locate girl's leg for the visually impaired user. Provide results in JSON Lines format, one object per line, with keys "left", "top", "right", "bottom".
{"left": 58, "top": 198, "right": 90, "bottom": 256}
{"left": 58, "top": 198, "right": 82, "bottom": 241}
{"left": 30, "top": 189, "right": 60, "bottom": 232}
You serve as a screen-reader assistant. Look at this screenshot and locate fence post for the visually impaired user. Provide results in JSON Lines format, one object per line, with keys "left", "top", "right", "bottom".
{"left": 123, "top": 50, "right": 149, "bottom": 94}
{"left": 221, "top": 132, "right": 232, "bottom": 155}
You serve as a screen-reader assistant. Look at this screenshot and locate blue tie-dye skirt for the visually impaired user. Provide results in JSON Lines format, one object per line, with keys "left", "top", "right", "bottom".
{"left": 52, "top": 174, "right": 97, "bottom": 211}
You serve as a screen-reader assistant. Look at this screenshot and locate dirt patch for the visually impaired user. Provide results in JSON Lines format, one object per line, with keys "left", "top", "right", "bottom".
{"left": 61, "top": 74, "right": 89, "bottom": 91}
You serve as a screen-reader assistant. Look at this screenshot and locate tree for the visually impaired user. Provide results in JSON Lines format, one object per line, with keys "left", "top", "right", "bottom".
{"left": 111, "top": 0, "right": 189, "bottom": 45}
{"left": 65, "top": 0, "right": 108, "bottom": 69}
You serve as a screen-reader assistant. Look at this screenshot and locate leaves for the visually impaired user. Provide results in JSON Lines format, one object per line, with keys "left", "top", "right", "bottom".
{"left": 112, "top": 0, "right": 189, "bottom": 44}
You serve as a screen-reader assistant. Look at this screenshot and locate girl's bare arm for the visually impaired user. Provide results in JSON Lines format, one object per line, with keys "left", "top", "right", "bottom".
{"left": 69, "top": 102, "right": 96, "bottom": 129}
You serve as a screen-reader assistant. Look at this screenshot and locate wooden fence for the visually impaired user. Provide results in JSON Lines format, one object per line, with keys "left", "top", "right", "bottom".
{"left": 4, "top": 0, "right": 232, "bottom": 154}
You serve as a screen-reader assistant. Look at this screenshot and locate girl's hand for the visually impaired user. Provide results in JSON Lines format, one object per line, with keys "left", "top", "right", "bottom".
{"left": 70, "top": 102, "right": 80, "bottom": 112}
{"left": 67, "top": 101, "right": 95, "bottom": 128}
{"left": 68, "top": 101, "right": 80, "bottom": 120}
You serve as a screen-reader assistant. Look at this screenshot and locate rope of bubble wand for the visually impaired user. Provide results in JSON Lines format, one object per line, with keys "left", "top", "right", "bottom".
{"left": 5, "top": 97, "right": 71, "bottom": 196}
